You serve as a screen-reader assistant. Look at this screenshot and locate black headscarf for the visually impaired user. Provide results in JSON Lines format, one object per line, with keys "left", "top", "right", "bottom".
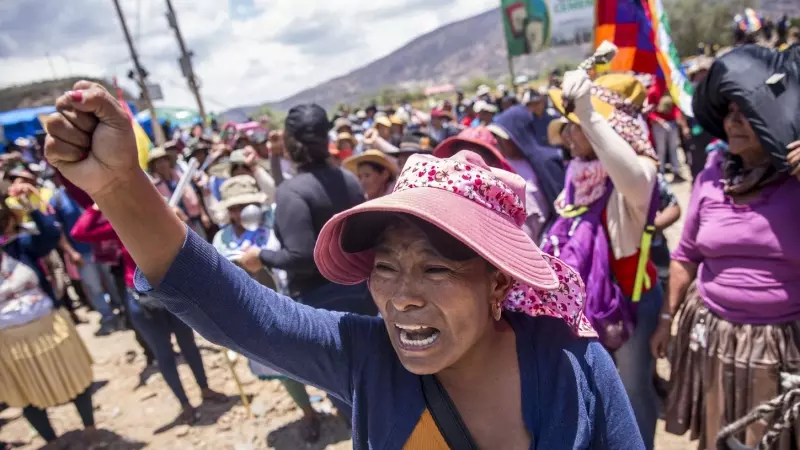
{"left": 693, "top": 44, "right": 800, "bottom": 173}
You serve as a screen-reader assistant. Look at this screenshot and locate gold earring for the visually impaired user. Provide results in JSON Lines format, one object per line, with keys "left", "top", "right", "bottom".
{"left": 491, "top": 300, "right": 502, "bottom": 321}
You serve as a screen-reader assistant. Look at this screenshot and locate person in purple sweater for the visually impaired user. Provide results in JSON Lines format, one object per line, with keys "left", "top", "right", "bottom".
{"left": 651, "top": 45, "right": 800, "bottom": 449}
{"left": 43, "top": 81, "right": 643, "bottom": 449}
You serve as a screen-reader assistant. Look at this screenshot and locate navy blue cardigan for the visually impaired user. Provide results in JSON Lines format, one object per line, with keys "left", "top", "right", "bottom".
{"left": 136, "top": 230, "right": 643, "bottom": 449}
{"left": 2, "top": 210, "right": 63, "bottom": 304}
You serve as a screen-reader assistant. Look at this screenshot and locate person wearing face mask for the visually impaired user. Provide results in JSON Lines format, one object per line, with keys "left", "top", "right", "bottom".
{"left": 652, "top": 45, "right": 800, "bottom": 450}
{"left": 42, "top": 81, "right": 641, "bottom": 449}
{"left": 211, "top": 175, "right": 323, "bottom": 442}
{"left": 0, "top": 193, "right": 96, "bottom": 445}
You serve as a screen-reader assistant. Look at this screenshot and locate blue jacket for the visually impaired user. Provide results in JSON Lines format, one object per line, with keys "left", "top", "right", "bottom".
{"left": 3, "top": 210, "right": 63, "bottom": 304}
{"left": 493, "top": 105, "right": 566, "bottom": 227}
{"left": 136, "top": 230, "right": 643, "bottom": 450}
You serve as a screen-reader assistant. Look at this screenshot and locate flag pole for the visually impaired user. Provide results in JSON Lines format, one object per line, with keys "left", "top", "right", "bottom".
{"left": 508, "top": 55, "right": 517, "bottom": 90}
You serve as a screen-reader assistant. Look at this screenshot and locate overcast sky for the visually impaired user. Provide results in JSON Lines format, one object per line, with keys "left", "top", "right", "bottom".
{"left": 0, "top": 0, "right": 494, "bottom": 112}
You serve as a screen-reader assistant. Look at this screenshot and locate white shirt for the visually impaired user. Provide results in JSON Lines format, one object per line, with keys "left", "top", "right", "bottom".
{"left": 0, "top": 254, "right": 53, "bottom": 330}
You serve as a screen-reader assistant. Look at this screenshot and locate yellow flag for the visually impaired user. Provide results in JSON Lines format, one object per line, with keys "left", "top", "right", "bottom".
{"left": 132, "top": 120, "right": 152, "bottom": 170}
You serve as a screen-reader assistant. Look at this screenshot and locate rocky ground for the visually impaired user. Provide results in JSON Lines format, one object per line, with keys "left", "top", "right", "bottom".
{"left": 0, "top": 174, "right": 697, "bottom": 450}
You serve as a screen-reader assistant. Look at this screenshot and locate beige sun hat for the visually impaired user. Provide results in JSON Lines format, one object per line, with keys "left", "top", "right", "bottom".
{"left": 218, "top": 175, "right": 268, "bottom": 209}
{"left": 342, "top": 149, "right": 400, "bottom": 178}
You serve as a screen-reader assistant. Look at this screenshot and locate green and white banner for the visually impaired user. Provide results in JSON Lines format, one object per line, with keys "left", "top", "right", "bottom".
{"left": 501, "top": 0, "right": 594, "bottom": 57}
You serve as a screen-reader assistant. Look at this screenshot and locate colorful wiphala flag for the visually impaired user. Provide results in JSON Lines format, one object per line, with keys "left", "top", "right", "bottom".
{"left": 641, "top": 0, "right": 694, "bottom": 116}
{"left": 594, "top": 0, "right": 694, "bottom": 117}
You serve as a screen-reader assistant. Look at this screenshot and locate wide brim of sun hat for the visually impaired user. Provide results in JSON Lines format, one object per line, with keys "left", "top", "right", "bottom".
{"left": 547, "top": 88, "right": 615, "bottom": 125}
{"left": 147, "top": 147, "right": 169, "bottom": 164}
{"left": 218, "top": 191, "right": 268, "bottom": 210}
{"left": 313, "top": 184, "right": 558, "bottom": 289}
{"left": 374, "top": 116, "right": 392, "bottom": 128}
{"left": 342, "top": 150, "right": 400, "bottom": 178}
{"left": 336, "top": 132, "right": 357, "bottom": 146}
{"left": 547, "top": 117, "right": 569, "bottom": 146}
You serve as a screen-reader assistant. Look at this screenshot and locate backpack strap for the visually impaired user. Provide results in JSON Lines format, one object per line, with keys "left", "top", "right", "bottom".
{"left": 420, "top": 375, "right": 479, "bottom": 450}
{"left": 632, "top": 185, "right": 662, "bottom": 302}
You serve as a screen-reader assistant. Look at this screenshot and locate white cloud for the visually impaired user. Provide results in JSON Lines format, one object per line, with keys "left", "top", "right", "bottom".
{"left": 0, "top": 0, "right": 494, "bottom": 111}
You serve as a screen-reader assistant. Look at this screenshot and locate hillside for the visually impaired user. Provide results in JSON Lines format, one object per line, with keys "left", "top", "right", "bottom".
{"left": 263, "top": 8, "right": 588, "bottom": 111}
{"left": 0, "top": 77, "right": 137, "bottom": 113}
{"left": 254, "top": 0, "right": 799, "bottom": 112}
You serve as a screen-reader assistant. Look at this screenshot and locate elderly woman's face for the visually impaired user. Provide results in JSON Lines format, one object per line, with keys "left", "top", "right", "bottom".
{"left": 564, "top": 123, "right": 595, "bottom": 159}
{"left": 724, "top": 102, "right": 762, "bottom": 157}
{"left": 369, "top": 223, "right": 510, "bottom": 374}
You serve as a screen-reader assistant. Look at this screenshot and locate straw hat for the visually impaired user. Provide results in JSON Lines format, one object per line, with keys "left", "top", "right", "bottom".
{"left": 147, "top": 147, "right": 169, "bottom": 164}
{"left": 336, "top": 132, "right": 357, "bottom": 147}
{"left": 374, "top": 116, "right": 392, "bottom": 128}
{"left": 333, "top": 117, "right": 352, "bottom": 132}
{"left": 218, "top": 175, "right": 268, "bottom": 209}
{"left": 342, "top": 149, "right": 399, "bottom": 178}
{"left": 548, "top": 73, "right": 656, "bottom": 158}
{"left": 547, "top": 117, "right": 570, "bottom": 146}
{"left": 390, "top": 114, "right": 407, "bottom": 126}
{"left": 313, "top": 151, "right": 597, "bottom": 337}
{"left": 548, "top": 73, "right": 647, "bottom": 125}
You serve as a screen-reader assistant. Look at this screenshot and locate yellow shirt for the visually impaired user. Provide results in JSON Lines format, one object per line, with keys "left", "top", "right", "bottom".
{"left": 5, "top": 187, "right": 55, "bottom": 224}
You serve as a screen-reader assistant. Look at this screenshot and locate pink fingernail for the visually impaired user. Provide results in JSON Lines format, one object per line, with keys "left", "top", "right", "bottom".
{"left": 66, "top": 90, "right": 84, "bottom": 103}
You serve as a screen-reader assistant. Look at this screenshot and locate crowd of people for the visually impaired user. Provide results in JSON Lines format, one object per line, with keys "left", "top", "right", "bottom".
{"left": 0, "top": 9, "right": 798, "bottom": 450}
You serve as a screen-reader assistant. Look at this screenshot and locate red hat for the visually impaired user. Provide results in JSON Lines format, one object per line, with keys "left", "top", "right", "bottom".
{"left": 434, "top": 126, "right": 514, "bottom": 173}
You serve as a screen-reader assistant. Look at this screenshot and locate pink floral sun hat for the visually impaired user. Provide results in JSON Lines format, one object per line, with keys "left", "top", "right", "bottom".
{"left": 314, "top": 150, "right": 597, "bottom": 337}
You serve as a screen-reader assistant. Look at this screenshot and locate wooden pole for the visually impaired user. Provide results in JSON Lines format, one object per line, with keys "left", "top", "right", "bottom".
{"left": 165, "top": 0, "right": 208, "bottom": 126}
{"left": 111, "top": 0, "right": 166, "bottom": 146}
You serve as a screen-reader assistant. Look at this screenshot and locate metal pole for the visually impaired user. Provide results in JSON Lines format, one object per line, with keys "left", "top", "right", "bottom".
{"left": 111, "top": 0, "right": 166, "bottom": 146}
{"left": 165, "top": 0, "right": 208, "bottom": 126}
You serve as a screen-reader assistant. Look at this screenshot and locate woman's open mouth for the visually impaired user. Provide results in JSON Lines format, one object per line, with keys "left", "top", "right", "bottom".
{"left": 395, "top": 324, "right": 441, "bottom": 350}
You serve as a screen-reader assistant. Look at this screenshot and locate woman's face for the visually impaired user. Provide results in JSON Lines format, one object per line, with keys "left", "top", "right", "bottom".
{"left": 370, "top": 223, "right": 511, "bottom": 374}
{"left": 338, "top": 140, "right": 354, "bottom": 152}
{"left": 377, "top": 124, "right": 391, "bottom": 139}
{"left": 152, "top": 157, "right": 172, "bottom": 178}
{"left": 391, "top": 124, "right": 404, "bottom": 136}
{"left": 357, "top": 164, "right": 390, "bottom": 199}
{"left": 564, "top": 123, "right": 595, "bottom": 159}
{"left": 723, "top": 102, "right": 763, "bottom": 157}
{"left": 231, "top": 164, "right": 252, "bottom": 177}
{"left": 227, "top": 203, "right": 258, "bottom": 227}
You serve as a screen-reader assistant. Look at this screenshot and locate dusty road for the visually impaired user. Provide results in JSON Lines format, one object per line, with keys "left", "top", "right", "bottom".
{"left": 0, "top": 176, "right": 697, "bottom": 450}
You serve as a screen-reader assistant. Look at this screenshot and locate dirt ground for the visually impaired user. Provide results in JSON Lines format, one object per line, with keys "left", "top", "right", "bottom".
{"left": 0, "top": 174, "right": 698, "bottom": 450}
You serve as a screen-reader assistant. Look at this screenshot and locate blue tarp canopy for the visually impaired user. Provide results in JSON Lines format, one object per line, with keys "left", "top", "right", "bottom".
{"left": 0, "top": 105, "right": 57, "bottom": 143}
{"left": 0, "top": 103, "right": 138, "bottom": 153}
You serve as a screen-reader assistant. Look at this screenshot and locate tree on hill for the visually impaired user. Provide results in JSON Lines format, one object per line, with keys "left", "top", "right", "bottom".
{"left": 665, "top": 0, "right": 759, "bottom": 57}
{"left": 0, "top": 77, "right": 137, "bottom": 113}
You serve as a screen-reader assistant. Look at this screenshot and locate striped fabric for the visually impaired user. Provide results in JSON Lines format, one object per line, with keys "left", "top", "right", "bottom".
{"left": 594, "top": 0, "right": 659, "bottom": 75}
{"left": 595, "top": 0, "right": 695, "bottom": 117}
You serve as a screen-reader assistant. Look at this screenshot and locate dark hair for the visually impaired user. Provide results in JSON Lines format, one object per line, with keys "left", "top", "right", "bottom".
{"left": 358, "top": 161, "right": 386, "bottom": 174}
{"left": 284, "top": 104, "right": 332, "bottom": 166}
{"left": 0, "top": 205, "right": 15, "bottom": 236}
{"left": 357, "top": 161, "right": 396, "bottom": 186}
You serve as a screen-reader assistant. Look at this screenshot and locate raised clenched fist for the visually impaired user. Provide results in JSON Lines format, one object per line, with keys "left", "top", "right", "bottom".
{"left": 43, "top": 81, "right": 139, "bottom": 200}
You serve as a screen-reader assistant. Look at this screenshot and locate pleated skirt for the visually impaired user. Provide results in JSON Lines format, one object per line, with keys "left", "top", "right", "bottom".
{"left": 0, "top": 308, "right": 93, "bottom": 409}
{"left": 665, "top": 283, "right": 800, "bottom": 450}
